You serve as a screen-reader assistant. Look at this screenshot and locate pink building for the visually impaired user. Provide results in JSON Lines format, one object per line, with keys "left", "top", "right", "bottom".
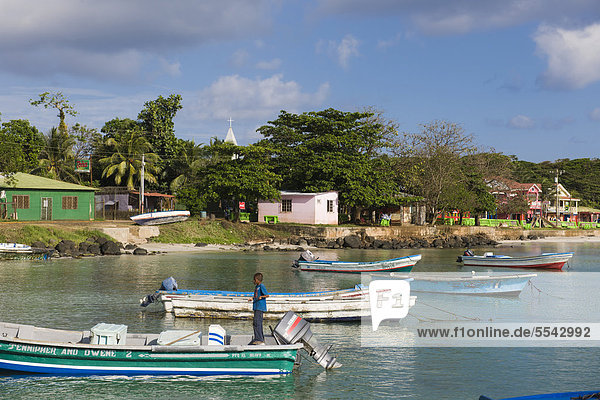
{"left": 258, "top": 191, "right": 338, "bottom": 225}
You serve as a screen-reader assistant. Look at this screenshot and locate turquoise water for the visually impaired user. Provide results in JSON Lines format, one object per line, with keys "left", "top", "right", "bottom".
{"left": 0, "top": 241, "right": 599, "bottom": 399}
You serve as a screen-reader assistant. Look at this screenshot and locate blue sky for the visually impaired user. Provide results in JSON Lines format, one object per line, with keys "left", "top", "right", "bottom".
{"left": 1, "top": 0, "right": 600, "bottom": 162}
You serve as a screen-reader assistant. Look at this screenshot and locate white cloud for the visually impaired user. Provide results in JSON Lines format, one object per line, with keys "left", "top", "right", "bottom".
{"left": 0, "top": 0, "right": 275, "bottom": 79}
{"left": 508, "top": 115, "right": 535, "bottom": 129}
{"left": 192, "top": 74, "right": 330, "bottom": 120}
{"left": 256, "top": 58, "right": 282, "bottom": 70}
{"left": 315, "top": 0, "right": 600, "bottom": 35}
{"left": 317, "top": 34, "right": 360, "bottom": 68}
{"left": 534, "top": 23, "right": 600, "bottom": 90}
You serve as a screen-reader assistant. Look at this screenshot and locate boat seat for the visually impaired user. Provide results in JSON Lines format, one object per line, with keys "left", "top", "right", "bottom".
{"left": 28, "top": 327, "right": 84, "bottom": 344}
{"left": 16, "top": 325, "right": 35, "bottom": 340}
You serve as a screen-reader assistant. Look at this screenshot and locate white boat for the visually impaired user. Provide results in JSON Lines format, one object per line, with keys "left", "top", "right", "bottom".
{"left": 458, "top": 251, "right": 574, "bottom": 270}
{"left": 0, "top": 243, "right": 53, "bottom": 260}
{"left": 130, "top": 210, "right": 190, "bottom": 225}
{"left": 292, "top": 250, "right": 422, "bottom": 273}
{"left": 387, "top": 272, "right": 537, "bottom": 295}
{"left": 142, "top": 285, "right": 416, "bottom": 321}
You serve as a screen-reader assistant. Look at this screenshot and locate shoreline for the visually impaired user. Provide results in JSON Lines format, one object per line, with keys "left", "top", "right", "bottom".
{"left": 141, "top": 235, "right": 600, "bottom": 254}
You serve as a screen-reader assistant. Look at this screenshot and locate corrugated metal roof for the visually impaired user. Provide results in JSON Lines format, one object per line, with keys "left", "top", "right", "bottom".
{"left": 0, "top": 172, "right": 96, "bottom": 191}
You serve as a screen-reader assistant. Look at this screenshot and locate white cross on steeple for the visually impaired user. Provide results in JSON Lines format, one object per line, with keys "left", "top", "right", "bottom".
{"left": 228, "top": 117, "right": 234, "bottom": 128}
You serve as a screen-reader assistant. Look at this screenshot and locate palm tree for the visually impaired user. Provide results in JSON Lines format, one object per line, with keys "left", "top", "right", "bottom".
{"left": 100, "top": 129, "right": 160, "bottom": 190}
{"left": 32, "top": 127, "right": 78, "bottom": 182}
{"left": 169, "top": 140, "right": 205, "bottom": 193}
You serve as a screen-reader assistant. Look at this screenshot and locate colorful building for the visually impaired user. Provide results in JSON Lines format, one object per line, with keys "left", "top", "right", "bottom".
{"left": 258, "top": 191, "right": 338, "bottom": 225}
{"left": 0, "top": 172, "right": 95, "bottom": 221}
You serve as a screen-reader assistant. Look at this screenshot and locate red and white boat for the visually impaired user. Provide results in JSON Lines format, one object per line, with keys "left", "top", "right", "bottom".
{"left": 458, "top": 251, "right": 573, "bottom": 270}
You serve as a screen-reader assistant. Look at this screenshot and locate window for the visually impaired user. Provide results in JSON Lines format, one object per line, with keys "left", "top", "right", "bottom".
{"left": 281, "top": 199, "right": 292, "bottom": 212}
{"left": 327, "top": 199, "right": 334, "bottom": 213}
{"left": 62, "top": 196, "right": 78, "bottom": 210}
{"left": 13, "top": 195, "right": 29, "bottom": 209}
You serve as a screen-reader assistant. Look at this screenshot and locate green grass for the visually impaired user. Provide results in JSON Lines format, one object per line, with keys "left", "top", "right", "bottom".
{"left": 0, "top": 224, "right": 111, "bottom": 246}
{"left": 150, "top": 219, "right": 289, "bottom": 245}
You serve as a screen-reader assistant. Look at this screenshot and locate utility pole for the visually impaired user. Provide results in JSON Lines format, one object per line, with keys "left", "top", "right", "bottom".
{"left": 555, "top": 169, "right": 560, "bottom": 222}
{"left": 140, "top": 154, "right": 145, "bottom": 213}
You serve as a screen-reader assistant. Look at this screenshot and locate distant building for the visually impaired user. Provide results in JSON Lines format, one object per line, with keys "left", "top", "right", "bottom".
{"left": 258, "top": 191, "right": 338, "bottom": 225}
{"left": 95, "top": 187, "right": 176, "bottom": 215}
{"left": 0, "top": 172, "right": 95, "bottom": 221}
{"left": 486, "top": 177, "right": 543, "bottom": 219}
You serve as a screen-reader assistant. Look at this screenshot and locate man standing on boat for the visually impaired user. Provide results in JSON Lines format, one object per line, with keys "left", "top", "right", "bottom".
{"left": 250, "top": 272, "right": 269, "bottom": 345}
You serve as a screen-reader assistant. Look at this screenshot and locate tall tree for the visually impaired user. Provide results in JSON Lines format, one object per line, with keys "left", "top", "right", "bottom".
{"left": 395, "top": 120, "right": 477, "bottom": 224}
{"left": 99, "top": 129, "right": 160, "bottom": 190}
{"left": 0, "top": 119, "right": 45, "bottom": 173}
{"left": 30, "top": 92, "right": 78, "bottom": 136}
{"left": 256, "top": 108, "right": 398, "bottom": 220}
{"left": 137, "top": 94, "right": 183, "bottom": 191}
{"left": 177, "top": 142, "right": 281, "bottom": 217}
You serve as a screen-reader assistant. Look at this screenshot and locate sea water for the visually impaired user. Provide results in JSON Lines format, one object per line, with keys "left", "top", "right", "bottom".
{"left": 0, "top": 241, "right": 599, "bottom": 399}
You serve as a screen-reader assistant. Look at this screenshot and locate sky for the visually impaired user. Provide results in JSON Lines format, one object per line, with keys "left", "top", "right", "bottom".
{"left": 1, "top": 0, "right": 600, "bottom": 162}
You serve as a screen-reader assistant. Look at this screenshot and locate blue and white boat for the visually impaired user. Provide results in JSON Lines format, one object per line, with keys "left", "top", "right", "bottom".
{"left": 479, "top": 390, "right": 600, "bottom": 399}
{"left": 387, "top": 272, "right": 537, "bottom": 295}
{"left": 141, "top": 283, "right": 416, "bottom": 321}
{"left": 292, "top": 250, "right": 421, "bottom": 273}
{"left": 130, "top": 210, "right": 190, "bottom": 225}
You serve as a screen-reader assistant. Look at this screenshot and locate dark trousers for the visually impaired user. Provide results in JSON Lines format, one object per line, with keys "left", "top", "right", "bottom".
{"left": 253, "top": 310, "right": 264, "bottom": 342}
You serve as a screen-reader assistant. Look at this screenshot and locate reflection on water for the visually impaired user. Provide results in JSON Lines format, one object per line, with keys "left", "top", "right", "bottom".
{"left": 0, "top": 243, "right": 599, "bottom": 399}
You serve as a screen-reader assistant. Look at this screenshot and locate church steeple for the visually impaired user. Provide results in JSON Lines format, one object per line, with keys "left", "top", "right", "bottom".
{"left": 224, "top": 117, "right": 238, "bottom": 145}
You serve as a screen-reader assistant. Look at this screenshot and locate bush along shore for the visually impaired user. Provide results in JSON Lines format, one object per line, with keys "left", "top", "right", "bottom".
{"left": 237, "top": 232, "right": 547, "bottom": 252}
{"left": 31, "top": 237, "right": 151, "bottom": 258}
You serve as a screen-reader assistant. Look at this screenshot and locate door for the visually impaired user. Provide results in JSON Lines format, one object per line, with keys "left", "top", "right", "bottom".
{"left": 41, "top": 197, "right": 52, "bottom": 220}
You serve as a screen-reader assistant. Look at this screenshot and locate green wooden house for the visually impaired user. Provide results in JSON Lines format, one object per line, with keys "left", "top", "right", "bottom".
{"left": 0, "top": 173, "right": 95, "bottom": 221}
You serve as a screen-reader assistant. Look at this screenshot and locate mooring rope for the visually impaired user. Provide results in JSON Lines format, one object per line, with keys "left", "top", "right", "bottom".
{"left": 527, "top": 280, "right": 568, "bottom": 300}
{"left": 410, "top": 301, "right": 481, "bottom": 321}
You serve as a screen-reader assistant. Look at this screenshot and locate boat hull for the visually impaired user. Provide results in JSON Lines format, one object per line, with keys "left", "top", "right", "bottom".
{"left": 479, "top": 390, "right": 600, "bottom": 400}
{"left": 0, "top": 322, "right": 300, "bottom": 376}
{"left": 461, "top": 253, "right": 573, "bottom": 270}
{"left": 296, "top": 255, "right": 421, "bottom": 273}
{"left": 159, "top": 287, "right": 416, "bottom": 321}
{"left": 130, "top": 211, "right": 190, "bottom": 226}
{"left": 405, "top": 273, "right": 537, "bottom": 295}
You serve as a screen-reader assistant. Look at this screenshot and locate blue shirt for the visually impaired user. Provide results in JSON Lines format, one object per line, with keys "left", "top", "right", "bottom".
{"left": 253, "top": 283, "right": 268, "bottom": 311}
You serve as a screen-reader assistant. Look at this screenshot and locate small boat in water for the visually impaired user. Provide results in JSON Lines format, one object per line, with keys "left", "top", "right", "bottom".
{"left": 458, "top": 250, "right": 573, "bottom": 270}
{"left": 479, "top": 390, "right": 600, "bottom": 399}
{"left": 130, "top": 210, "right": 190, "bottom": 225}
{"left": 292, "top": 250, "right": 421, "bottom": 273}
{"left": 140, "top": 278, "right": 416, "bottom": 321}
{"left": 0, "top": 311, "right": 341, "bottom": 375}
{"left": 0, "top": 242, "right": 53, "bottom": 261}
{"left": 387, "top": 272, "right": 537, "bottom": 295}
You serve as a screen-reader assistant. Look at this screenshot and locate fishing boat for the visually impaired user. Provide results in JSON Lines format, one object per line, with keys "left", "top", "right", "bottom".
{"left": 457, "top": 251, "right": 573, "bottom": 270}
{"left": 292, "top": 250, "right": 421, "bottom": 273}
{"left": 0, "top": 311, "right": 341, "bottom": 375}
{"left": 140, "top": 280, "right": 416, "bottom": 321}
{"left": 0, "top": 242, "right": 53, "bottom": 261}
{"left": 387, "top": 272, "right": 537, "bottom": 295}
{"left": 479, "top": 390, "right": 600, "bottom": 399}
{"left": 130, "top": 210, "right": 190, "bottom": 226}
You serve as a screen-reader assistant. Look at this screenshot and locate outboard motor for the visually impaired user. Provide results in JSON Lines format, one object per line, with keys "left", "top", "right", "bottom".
{"left": 457, "top": 249, "right": 474, "bottom": 263}
{"left": 292, "top": 250, "right": 318, "bottom": 268}
{"left": 140, "top": 277, "right": 178, "bottom": 307}
{"left": 273, "top": 311, "right": 341, "bottom": 369}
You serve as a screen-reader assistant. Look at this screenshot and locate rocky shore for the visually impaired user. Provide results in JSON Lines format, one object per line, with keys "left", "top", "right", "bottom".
{"left": 235, "top": 231, "right": 548, "bottom": 252}
{"left": 31, "top": 237, "right": 152, "bottom": 258}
